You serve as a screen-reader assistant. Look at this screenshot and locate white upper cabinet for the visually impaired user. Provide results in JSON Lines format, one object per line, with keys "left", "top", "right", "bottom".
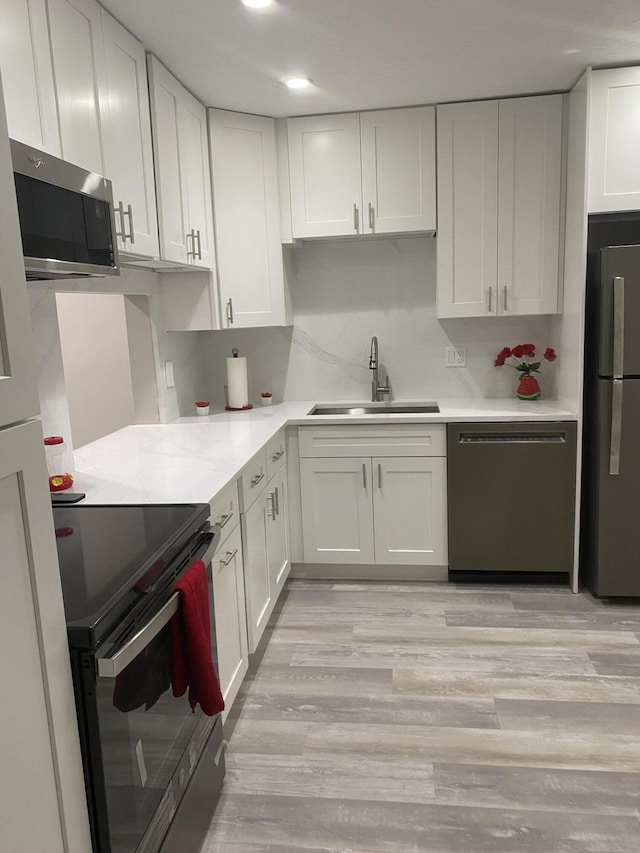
{"left": 360, "top": 107, "right": 436, "bottom": 234}
{"left": 437, "top": 95, "right": 563, "bottom": 318}
{"left": 589, "top": 66, "right": 640, "bottom": 213}
{"left": 287, "top": 107, "right": 436, "bottom": 239}
{"left": 0, "top": 80, "right": 39, "bottom": 425}
{"left": 437, "top": 100, "right": 499, "bottom": 318}
{"left": 100, "top": 10, "right": 159, "bottom": 259}
{"left": 0, "top": 0, "right": 60, "bottom": 154}
{"left": 287, "top": 112, "right": 362, "bottom": 238}
{"left": 209, "top": 109, "right": 287, "bottom": 328}
{"left": 147, "top": 55, "right": 214, "bottom": 269}
{"left": 497, "top": 95, "right": 563, "bottom": 315}
{"left": 47, "top": 0, "right": 106, "bottom": 175}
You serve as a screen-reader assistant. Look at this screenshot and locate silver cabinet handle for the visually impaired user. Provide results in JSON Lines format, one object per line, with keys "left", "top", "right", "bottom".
{"left": 271, "top": 449, "right": 284, "bottom": 462}
{"left": 266, "top": 492, "right": 277, "bottom": 520}
{"left": 378, "top": 462, "right": 382, "bottom": 489}
{"left": 250, "top": 472, "right": 265, "bottom": 487}
{"left": 125, "top": 203, "right": 135, "bottom": 244}
{"left": 115, "top": 201, "right": 127, "bottom": 241}
{"left": 487, "top": 286, "right": 493, "bottom": 313}
{"left": 368, "top": 202, "right": 375, "bottom": 231}
{"left": 217, "top": 511, "right": 234, "bottom": 528}
{"left": 274, "top": 485, "right": 280, "bottom": 517}
{"left": 195, "top": 229, "right": 202, "bottom": 260}
{"left": 610, "top": 379, "right": 623, "bottom": 476}
{"left": 362, "top": 463, "right": 367, "bottom": 489}
{"left": 220, "top": 548, "right": 238, "bottom": 567}
{"left": 226, "top": 298, "right": 234, "bottom": 325}
{"left": 353, "top": 203, "right": 360, "bottom": 233}
{"left": 186, "top": 229, "right": 196, "bottom": 258}
{"left": 613, "top": 276, "right": 625, "bottom": 379}
{"left": 503, "top": 285, "right": 508, "bottom": 312}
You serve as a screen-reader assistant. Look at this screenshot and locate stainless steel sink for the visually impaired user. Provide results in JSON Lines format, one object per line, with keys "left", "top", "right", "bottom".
{"left": 309, "top": 402, "right": 440, "bottom": 416}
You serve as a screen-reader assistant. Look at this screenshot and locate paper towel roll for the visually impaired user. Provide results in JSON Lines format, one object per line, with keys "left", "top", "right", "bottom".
{"left": 226, "top": 354, "right": 249, "bottom": 409}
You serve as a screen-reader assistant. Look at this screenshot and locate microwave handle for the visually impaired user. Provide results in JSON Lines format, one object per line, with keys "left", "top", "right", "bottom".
{"left": 96, "top": 529, "right": 219, "bottom": 678}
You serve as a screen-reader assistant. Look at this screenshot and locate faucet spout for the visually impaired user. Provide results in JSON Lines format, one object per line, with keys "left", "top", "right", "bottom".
{"left": 369, "top": 335, "right": 390, "bottom": 402}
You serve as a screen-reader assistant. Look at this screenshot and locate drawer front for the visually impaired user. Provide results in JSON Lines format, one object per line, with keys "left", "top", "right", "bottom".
{"left": 265, "top": 430, "right": 287, "bottom": 480}
{"left": 238, "top": 449, "right": 268, "bottom": 511}
{"left": 209, "top": 479, "right": 240, "bottom": 546}
{"left": 299, "top": 424, "right": 446, "bottom": 457}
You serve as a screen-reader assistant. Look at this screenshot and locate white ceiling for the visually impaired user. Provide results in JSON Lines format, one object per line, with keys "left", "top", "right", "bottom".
{"left": 100, "top": 0, "right": 640, "bottom": 116}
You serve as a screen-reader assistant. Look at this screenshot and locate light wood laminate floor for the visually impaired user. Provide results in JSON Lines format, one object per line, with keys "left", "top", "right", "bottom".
{"left": 202, "top": 581, "right": 640, "bottom": 852}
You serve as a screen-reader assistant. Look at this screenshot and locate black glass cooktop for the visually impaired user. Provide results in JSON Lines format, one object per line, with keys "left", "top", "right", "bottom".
{"left": 53, "top": 503, "right": 208, "bottom": 647}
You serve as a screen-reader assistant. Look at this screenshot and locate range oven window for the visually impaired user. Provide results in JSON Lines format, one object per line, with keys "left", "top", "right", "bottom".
{"left": 14, "top": 172, "right": 114, "bottom": 267}
{"left": 94, "top": 623, "right": 206, "bottom": 853}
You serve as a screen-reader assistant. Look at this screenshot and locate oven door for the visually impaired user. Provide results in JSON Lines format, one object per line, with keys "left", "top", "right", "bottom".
{"left": 83, "top": 536, "right": 220, "bottom": 853}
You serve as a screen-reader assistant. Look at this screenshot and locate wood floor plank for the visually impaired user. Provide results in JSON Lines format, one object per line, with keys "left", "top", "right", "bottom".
{"left": 202, "top": 580, "right": 640, "bottom": 852}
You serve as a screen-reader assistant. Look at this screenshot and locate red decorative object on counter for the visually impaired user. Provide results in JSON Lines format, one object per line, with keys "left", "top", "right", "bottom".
{"left": 494, "top": 344, "right": 557, "bottom": 400}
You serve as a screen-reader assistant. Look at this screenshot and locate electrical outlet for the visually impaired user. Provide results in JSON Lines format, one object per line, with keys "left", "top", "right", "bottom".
{"left": 164, "top": 361, "right": 175, "bottom": 389}
{"left": 445, "top": 346, "right": 467, "bottom": 367}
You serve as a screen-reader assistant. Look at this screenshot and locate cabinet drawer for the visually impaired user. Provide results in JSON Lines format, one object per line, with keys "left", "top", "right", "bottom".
{"left": 209, "top": 479, "right": 240, "bottom": 545}
{"left": 265, "top": 430, "right": 287, "bottom": 480}
{"left": 299, "top": 424, "right": 446, "bottom": 457}
{"left": 238, "top": 449, "right": 268, "bottom": 511}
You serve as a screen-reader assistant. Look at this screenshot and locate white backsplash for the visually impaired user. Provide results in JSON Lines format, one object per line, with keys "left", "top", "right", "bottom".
{"left": 200, "top": 237, "right": 563, "bottom": 405}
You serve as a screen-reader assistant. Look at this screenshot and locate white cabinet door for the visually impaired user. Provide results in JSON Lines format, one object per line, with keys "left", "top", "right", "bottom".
{"left": 212, "top": 524, "right": 248, "bottom": 719}
{"left": 147, "top": 56, "right": 190, "bottom": 265}
{"left": 300, "top": 457, "right": 375, "bottom": 564}
{"left": 241, "top": 491, "right": 271, "bottom": 653}
{"left": 373, "top": 456, "right": 447, "bottom": 566}
{"left": 100, "top": 11, "right": 159, "bottom": 258}
{"left": 360, "top": 107, "right": 436, "bottom": 234}
{"left": 265, "top": 467, "right": 290, "bottom": 598}
{"left": 0, "top": 0, "right": 60, "bottom": 154}
{"left": 287, "top": 113, "right": 362, "bottom": 238}
{"left": 0, "top": 100, "right": 39, "bottom": 425}
{"left": 47, "top": 0, "right": 105, "bottom": 174}
{"left": 436, "top": 100, "right": 499, "bottom": 318}
{"left": 179, "top": 91, "right": 215, "bottom": 269}
{"left": 589, "top": 66, "right": 640, "bottom": 213}
{"left": 498, "top": 95, "right": 562, "bottom": 315}
{"left": 0, "top": 420, "right": 92, "bottom": 851}
{"left": 209, "top": 109, "right": 286, "bottom": 328}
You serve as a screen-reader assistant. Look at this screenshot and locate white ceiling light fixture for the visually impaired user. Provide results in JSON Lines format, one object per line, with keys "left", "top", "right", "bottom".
{"left": 241, "top": 0, "right": 273, "bottom": 9}
{"left": 285, "top": 77, "right": 313, "bottom": 90}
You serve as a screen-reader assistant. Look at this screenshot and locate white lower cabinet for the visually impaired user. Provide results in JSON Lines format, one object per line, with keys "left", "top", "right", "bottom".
{"left": 299, "top": 425, "right": 447, "bottom": 567}
{"left": 211, "top": 524, "right": 248, "bottom": 721}
{"left": 240, "top": 449, "right": 290, "bottom": 653}
{"left": 299, "top": 457, "right": 375, "bottom": 564}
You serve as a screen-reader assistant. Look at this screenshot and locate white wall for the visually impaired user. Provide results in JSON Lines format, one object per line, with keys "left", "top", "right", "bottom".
{"left": 56, "top": 292, "right": 136, "bottom": 448}
{"left": 200, "top": 237, "right": 563, "bottom": 405}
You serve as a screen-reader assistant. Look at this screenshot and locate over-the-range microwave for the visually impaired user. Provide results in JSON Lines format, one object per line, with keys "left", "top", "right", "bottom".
{"left": 10, "top": 139, "right": 119, "bottom": 280}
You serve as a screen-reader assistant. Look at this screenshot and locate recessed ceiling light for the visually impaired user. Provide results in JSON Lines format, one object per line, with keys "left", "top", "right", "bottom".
{"left": 241, "top": 0, "right": 273, "bottom": 8}
{"left": 285, "top": 77, "right": 313, "bottom": 90}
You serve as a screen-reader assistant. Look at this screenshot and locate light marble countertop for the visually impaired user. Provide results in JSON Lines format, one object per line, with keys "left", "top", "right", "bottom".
{"left": 72, "top": 398, "right": 577, "bottom": 505}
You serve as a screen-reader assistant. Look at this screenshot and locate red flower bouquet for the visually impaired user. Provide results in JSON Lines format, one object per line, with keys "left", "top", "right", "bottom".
{"left": 494, "top": 344, "right": 557, "bottom": 400}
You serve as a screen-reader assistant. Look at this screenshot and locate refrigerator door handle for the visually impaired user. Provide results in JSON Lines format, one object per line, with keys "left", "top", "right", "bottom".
{"left": 612, "top": 275, "right": 625, "bottom": 379}
{"left": 609, "top": 379, "right": 623, "bottom": 476}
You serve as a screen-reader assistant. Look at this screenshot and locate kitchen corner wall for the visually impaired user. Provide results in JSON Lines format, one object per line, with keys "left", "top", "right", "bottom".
{"left": 28, "top": 267, "right": 206, "bottom": 455}
{"left": 199, "top": 237, "right": 563, "bottom": 404}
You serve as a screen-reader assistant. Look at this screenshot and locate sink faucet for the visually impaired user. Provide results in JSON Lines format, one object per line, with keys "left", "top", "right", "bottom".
{"left": 369, "top": 336, "right": 390, "bottom": 402}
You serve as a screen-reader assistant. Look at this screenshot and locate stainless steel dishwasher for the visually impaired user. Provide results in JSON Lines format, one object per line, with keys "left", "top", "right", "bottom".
{"left": 447, "top": 422, "right": 577, "bottom": 580}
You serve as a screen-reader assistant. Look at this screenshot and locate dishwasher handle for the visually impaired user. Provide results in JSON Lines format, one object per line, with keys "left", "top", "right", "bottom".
{"left": 459, "top": 432, "right": 567, "bottom": 444}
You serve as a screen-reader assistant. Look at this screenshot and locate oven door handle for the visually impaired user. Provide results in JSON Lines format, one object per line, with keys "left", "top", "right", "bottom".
{"left": 97, "top": 591, "right": 181, "bottom": 678}
{"left": 97, "top": 526, "right": 220, "bottom": 678}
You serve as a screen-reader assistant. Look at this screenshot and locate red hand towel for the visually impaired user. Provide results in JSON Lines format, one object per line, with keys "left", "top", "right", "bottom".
{"left": 170, "top": 560, "right": 225, "bottom": 716}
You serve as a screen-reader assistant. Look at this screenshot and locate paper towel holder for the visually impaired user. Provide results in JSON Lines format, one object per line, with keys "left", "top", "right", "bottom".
{"left": 224, "top": 348, "right": 254, "bottom": 411}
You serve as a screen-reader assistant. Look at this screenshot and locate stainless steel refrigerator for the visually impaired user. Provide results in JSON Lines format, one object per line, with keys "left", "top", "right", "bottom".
{"left": 583, "top": 219, "right": 640, "bottom": 596}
